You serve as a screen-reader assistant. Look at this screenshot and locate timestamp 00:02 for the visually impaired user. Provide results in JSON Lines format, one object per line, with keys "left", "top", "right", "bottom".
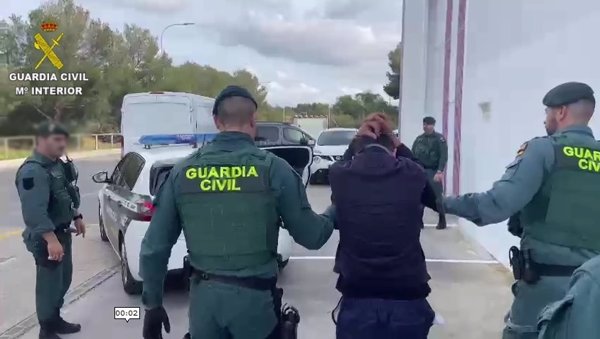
{"left": 114, "top": 307, "right": 141, "bottom": 322}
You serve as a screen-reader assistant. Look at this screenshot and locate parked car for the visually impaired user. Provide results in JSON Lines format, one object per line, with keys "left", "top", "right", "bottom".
{"left": 92, "top": 135, "right": 313, "bottom": 294}
{"left": 310, "top": 128, "right": 357, "bottom": 184}
{"left": 256, "top": 122, "right": 315, "bottom": 147}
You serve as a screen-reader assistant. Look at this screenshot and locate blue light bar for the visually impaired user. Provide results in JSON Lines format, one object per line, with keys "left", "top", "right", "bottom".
{"left": 138, "top": 133, "right": 217, "bottom": 147}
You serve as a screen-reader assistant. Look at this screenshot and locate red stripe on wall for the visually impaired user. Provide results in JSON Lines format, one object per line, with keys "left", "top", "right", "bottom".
{"left": 452, "top": 0, "right": 467, "bottom": 196}
{"left": 442, "top": 0, "right": 453, "bottom": 140}
{"left": 441, "top": 0, "right": 453, "bottom": 189}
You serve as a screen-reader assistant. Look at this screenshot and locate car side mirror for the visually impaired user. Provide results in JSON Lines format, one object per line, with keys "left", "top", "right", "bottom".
{"left": 92, "top": 171, "right": 110, "bottom": 183}
{"left": 307, "top": 139, "right": 315, "bottom": 146}
{"left": 300, "top": 138, "right": 309, "bottom": 146}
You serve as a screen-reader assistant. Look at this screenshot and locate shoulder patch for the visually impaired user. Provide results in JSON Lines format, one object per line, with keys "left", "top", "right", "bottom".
{"left": 22, "top": 177, "right": 34, "bottom": 190}
{"left": 439, "top": 135, "right": 446, "bottom": 143}
{"left": 516, "top": 142, "right": 528, "bottom": 156}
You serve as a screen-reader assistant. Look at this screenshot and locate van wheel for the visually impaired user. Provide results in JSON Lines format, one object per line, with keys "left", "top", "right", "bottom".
{"left": 98, "top": 206, "right": 108, "bottom": 242}
{"left": 120, "top": 240, "right": 142, "bottom": 295}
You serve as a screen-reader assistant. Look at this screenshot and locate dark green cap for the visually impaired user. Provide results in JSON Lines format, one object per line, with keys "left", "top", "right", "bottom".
{"left": 36, "top": 121, "right": 69, "bottom": 138}
{"left": 542, "top": 82, "right": 595, "bottom": 108}
{"left": 212, "top": 85, "right": 258, "bottom": 115}
{"left": 423, "top": 116, "right": 436, "bottom": 125}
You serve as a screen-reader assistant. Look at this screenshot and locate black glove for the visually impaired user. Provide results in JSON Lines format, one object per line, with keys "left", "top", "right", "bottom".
{"left": 143, "top": 306, "right": 170, "bottom": 339}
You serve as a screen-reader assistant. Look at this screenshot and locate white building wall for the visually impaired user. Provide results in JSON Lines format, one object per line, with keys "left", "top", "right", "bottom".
{"left": 399, "top": 0, "right": 429, "bottom": 146}
{"left": 403, "top": 0, "right": 600, "bottom": 266}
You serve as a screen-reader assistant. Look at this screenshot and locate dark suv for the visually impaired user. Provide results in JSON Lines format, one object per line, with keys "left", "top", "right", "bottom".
{"left": 255, "top": 122, "right": 315, "bottom": 146}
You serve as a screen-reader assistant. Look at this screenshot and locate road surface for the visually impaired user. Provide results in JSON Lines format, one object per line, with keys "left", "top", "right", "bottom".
{"left": 0, "top": 154, "right": 512, "bottom": 339}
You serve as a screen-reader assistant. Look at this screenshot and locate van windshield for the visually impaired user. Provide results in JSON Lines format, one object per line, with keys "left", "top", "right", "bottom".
{"left": 122, "top": 102, "right": 192, "bottom": 142}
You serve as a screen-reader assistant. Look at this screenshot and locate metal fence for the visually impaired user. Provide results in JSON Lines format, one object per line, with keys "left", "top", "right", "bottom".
{"left": 0, "top": 133, "right": 122, "bottom": 160}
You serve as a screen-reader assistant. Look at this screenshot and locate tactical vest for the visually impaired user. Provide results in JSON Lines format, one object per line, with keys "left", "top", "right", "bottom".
{"left": 330, "top": 147, "right": 430, "bottom": 289}
{"left": 19, "top": 156, "right": 77, "bottom": 226}
{"left": 521, "top": 135, "right": 600, "bottom": 250}
{"left": 176, "top": 146, "right": 279, "bottom": 271}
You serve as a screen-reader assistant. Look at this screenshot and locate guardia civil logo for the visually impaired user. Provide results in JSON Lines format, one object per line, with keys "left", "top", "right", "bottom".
{"left": 7, "top": 21, "right": 89, "bottom": 96}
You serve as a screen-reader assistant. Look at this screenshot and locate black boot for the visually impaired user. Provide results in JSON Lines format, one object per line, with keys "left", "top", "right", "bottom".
{"left": 39, "top": 322, "right": 61, "bottom": 339}
{"left": 436, "top": 217, "right": 447, "bottom": 230}
{"left": 53, "top": 316, "right": 81, "bottom": 334}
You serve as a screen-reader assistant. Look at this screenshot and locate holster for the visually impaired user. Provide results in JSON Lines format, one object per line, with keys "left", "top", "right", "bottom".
{"left": 508, "top": 246, "right": 578, "bottom": 284}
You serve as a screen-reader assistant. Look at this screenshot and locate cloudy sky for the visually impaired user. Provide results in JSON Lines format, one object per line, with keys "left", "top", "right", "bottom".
{"left": 1, "top": 0, "right": 402, "bottom": 106}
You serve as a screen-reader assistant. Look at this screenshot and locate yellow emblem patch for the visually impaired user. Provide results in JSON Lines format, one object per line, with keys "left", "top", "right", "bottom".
{"left": 516, "top": 142, "right": 528, "bottom": 156}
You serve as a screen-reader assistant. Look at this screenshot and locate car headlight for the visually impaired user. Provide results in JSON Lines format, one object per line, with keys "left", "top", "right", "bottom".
{"left": 313, "top": 156, "right": 321, "bottom": 163}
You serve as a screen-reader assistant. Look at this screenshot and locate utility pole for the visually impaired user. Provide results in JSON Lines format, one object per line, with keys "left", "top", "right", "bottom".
{"left": 282, "top": 107, "right": 286, "bottom": 122}
{"left": 327, "top": 105, "right": 331, "bottom": 128}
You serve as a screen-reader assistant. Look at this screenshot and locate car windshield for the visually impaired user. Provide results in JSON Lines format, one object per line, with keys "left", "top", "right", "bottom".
{"left": 317, "top": 130, "right": 356, "bottom": 146}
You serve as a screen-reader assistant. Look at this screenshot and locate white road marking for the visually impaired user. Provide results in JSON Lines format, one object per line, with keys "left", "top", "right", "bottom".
{"left": 424, "top": 223, "right": 457, "bottom": 227}
{"left": 289, "top": 256, "right": 499, "bottom": 264}
{"left": 0, "top": 256, "right": 16, "bottom": 267}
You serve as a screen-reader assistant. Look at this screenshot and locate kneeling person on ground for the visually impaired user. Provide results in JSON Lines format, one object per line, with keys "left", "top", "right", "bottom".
{"left": 139, "top": 85, "right": 334, "bottom": 339}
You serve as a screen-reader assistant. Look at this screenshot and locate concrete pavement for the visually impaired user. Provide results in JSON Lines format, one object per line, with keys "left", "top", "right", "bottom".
{"left": 1, "top": 155, "right": 513, "bottom": 339}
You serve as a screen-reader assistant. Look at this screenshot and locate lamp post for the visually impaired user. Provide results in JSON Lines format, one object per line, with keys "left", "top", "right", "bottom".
{"left": 159, "top": 22, "right": 195, "bottom": 55}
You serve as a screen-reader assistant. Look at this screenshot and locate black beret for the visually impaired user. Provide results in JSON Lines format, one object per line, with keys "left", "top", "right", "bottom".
{"left": 423, "top": 116, "right": 436, "bottom": 125}
{"left": 36, "top": 121, "right": 69, "bottom": 137}
{"left": 543, "top": 82, "right": 595, "bottom": 108}
{"left": 212, "top": 85, "right": 258, "bottom": 115}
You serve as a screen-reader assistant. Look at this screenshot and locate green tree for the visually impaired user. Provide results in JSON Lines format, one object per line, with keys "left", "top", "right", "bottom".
{"left": 383, "top": 43, "right": 401, "bottom": 99}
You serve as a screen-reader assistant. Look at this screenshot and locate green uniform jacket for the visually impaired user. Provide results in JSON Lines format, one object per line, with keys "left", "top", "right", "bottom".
{"left": 444, "top": 125, "right": 600, "bottom": 266}
{"left": 538, "top": 255, "right": 600, "bottom": 339}
{"left": 139, "top": 132, "right": 334, "bottom": 308}
{"left": 16, "top": 151, "right": 77, "bottom": 239}
{"left": 412, "top": 131, "right": 448, "bottom": 171}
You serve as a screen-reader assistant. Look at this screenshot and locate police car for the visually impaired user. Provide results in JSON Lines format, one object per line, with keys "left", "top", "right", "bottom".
{"left": 92, "top": 134, "right": 313, "bottom": 294}
{"left": 310, "top": 128, "right": 357, "bottom": 184}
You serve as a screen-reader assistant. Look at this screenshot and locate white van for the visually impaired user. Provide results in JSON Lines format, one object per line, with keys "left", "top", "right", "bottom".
{"left": 120, "top": 91, "right": 218, "bottom": 156}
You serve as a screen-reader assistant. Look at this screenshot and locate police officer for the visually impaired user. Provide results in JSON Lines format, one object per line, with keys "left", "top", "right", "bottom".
{"left": 537, "top": 254, "right": 600, "bottom": 339}
{"left": 412, "top": 116, "right": 448, "bottom": 229}
{"left": 140, "top": 85, "right": 334, "bottom": 339}
{"left": 16, "top": 122, "right": 85, "bottom": 339}
{"left": 443, "top": 82, "right": 600, "bottom": 339}
{"left": 328, "top": 115, "right": 436, "bottom": 339}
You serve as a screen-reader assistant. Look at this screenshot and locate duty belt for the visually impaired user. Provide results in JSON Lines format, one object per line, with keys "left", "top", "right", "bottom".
{"left": 509, "top": 246, "right": 579, "bottom": 284}
{"left": 190, "top": 266, "right": 277, "bottom": 291}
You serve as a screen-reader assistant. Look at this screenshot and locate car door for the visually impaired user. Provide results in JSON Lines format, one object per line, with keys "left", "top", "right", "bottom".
{"left": 102, "top": 156, "right": 128, "bottom": 250}
{"left": 105, "top": 153, "right": 145, "bottom": 247}
{"left": 260, "top": 145, "right": 313, "bottom": 187}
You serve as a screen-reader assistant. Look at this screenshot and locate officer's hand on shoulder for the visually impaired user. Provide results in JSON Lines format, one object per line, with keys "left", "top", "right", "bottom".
{"left": 143, "top": 306, "right": 170, "bottom": 339}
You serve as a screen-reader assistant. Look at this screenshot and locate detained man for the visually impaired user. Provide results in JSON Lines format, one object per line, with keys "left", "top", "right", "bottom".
{"left": 325, "top": 116, "right": 436, "bottom": 339}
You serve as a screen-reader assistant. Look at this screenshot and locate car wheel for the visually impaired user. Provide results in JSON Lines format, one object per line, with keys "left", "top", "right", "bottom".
{"left": 278, "top": 258, "right": 289, "bottom": 270}
{"left": 98, "top": 206, "right": 109, "bottom": 242}
{"left": 120, "top": 240, "right": 142, "bottom": 295}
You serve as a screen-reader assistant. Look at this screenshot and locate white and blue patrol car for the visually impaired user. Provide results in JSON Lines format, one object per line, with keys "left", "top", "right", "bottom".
{"left": 92, "top": 134, "right": 313, "bottom": 294}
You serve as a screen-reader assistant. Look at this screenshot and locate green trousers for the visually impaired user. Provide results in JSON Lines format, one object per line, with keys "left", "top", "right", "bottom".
{"left": 189, "top": 280, "right": 277, "bottom": 339}
{"left": 25, "top": 231, "right": 73, "bottom": 323}
{"left": 424, "top": 169, "right": 446, "bottom": 224}
{"left": 502, "top": 277, "right": 570, "bottom": 339}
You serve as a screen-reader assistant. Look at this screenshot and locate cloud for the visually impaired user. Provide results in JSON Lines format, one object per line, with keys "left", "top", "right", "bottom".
{"left": 266, "top": 80, "right": 322, "bottom": 105}
{"left": 105, "top": 0, "right": 191, "bottom": 12}
{"left": 340, "top": 87, "right": 362, "bottom": 95}
{"left": 276, "top": 70, "right": 288, "bottom": 79}
{"left": 198, "top": 14, "right": 400, "bottom": 66}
